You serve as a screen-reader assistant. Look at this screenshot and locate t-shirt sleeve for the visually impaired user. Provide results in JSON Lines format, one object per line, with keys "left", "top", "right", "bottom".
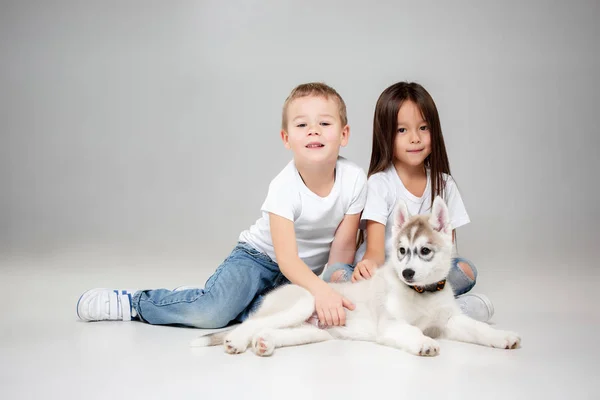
{"left": 261, "top": 179, "right": 299, "bottom": 222}
{"left": 346, "top": 169, "right": 368, "bottom": 215}
{"left": 360, "top": 175, "right": 392, "bottom": 225}
{"left": 445, "top": 176, "right": 470, "bottom": 230}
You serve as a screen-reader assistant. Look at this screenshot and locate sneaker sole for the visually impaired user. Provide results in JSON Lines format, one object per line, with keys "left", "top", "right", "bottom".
{"left": 469, "top": 293, "right": 495, "bottom": 321}
{"left": 77, "top": 288, "right": 105, "bottom": 321}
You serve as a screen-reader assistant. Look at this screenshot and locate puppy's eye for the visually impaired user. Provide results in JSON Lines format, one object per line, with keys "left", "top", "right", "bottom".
{"left": 399, "top": 247, "right": 406, "bottom": 255}
{"left": 420, "top": 247, "right": 431, "bottom": 256}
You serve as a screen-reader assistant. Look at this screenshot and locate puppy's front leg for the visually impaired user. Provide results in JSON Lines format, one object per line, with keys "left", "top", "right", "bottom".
{"left": 444, "top": 314, "right": 521, "bottom": 349}
{"left": 377, "top": 320, "right": 440, "bottom": 356}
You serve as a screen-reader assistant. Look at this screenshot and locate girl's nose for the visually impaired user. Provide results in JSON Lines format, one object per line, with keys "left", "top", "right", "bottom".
{"left": 409, "top": 130, "right": 421, "bottom": 143}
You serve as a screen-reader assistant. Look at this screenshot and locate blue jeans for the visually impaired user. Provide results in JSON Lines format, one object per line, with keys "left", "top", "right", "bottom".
{"left": 322, "top": 257, "right": 477, "bottom": 296}
{"left": 131, "top": 242, "right": 290, "bottom": 328}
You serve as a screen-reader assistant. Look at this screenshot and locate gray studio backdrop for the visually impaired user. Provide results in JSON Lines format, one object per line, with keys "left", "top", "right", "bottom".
{"left": 1, "top": 1, "right": 598, "bottom": 272}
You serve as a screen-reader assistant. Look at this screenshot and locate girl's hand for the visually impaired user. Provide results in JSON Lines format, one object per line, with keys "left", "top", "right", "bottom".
{"left": 313, "top": 286, "right": 355, "bottom": 327}
{"left": 352, "top": 259, "right": 378, "bottom": 282}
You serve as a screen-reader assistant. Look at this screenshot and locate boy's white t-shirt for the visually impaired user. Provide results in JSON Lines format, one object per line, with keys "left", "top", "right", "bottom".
{"left": 239, "top": 156, "right": 367, "bottom": 275}
{"left": 354, "top": 165, "right": 470, "bottom": 264}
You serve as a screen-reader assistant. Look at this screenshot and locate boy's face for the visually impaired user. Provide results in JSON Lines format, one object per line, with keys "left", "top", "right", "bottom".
{"left": 281, "top": 96, "right": 349, "bottom": 165}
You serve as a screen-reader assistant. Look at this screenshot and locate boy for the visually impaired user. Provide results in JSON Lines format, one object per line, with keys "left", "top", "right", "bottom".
{"left": 77, "top": 83, "right": 367, "bottom": 329}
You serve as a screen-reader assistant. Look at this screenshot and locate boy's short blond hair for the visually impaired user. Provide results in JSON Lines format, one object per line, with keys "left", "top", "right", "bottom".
{"left": 281, "top": 82, "right": 348, "bottom": 130}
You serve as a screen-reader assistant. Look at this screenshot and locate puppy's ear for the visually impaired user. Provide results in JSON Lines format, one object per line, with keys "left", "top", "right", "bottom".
{"left": 429, "top": 196, "right": 451, "bottom": 235}
{"left": 392, "top": 200, "right": 410, "bottom": 238}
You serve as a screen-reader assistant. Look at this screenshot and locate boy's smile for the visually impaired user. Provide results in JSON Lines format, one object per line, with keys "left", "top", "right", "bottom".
{"left": 281, "top": 95, "right": 349, "bottom": 166}
{"left": 306, "top": 141, "right": 325, "bottom": 149}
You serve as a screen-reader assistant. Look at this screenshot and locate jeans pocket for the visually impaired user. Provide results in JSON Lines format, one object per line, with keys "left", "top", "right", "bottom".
{"left": 236, "top": 242, "right": 272, "bottom": 262}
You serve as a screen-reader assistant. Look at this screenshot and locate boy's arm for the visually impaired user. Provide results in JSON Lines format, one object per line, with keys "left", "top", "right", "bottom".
{"left": 327, "top": 213, "right": 361, "bottom": 265}
{"left": 269, "top": 213, "right": 355, "bottom": 327}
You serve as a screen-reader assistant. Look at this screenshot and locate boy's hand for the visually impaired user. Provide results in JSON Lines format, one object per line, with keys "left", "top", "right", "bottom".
{"left": 352, "top": 259, "right": 378, "bottom": 282}
{"left": 313, "top": 285, "right": 355, "bottom": 327}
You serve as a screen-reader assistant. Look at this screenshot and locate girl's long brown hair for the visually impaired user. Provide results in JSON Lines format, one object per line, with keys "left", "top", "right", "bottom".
{"left": 357, "top": 82, "right": 452, "bottom": 249}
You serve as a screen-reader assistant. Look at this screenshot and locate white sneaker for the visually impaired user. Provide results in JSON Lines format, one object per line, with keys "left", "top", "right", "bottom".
{"left": 77, "top": 289, "right": 138, "bottom": 321}
{"left": 456, "top": 293, "right": 495, "bottom": 322}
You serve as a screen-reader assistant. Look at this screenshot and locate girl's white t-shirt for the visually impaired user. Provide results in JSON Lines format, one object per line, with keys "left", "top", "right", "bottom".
{"left": 239, "top": 157, "right": 367, "bottom": 275}
{"left": 354, "top": 164, "right": 470, "bottom": 263}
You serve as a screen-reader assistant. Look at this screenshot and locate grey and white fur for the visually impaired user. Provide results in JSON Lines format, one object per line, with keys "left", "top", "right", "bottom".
{"left": 191, "top": 196, "right": 521, "bottom": 357}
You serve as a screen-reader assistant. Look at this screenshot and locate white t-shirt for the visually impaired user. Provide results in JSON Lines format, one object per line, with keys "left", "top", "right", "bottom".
{"left": 354, "top": 165, "right": 470, "bottom": 263}
{"left": 239, "top": 156, "right": 367, "bottom": 275}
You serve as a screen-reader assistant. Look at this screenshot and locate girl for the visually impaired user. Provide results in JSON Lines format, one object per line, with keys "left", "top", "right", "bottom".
{"left": 323, "top": 82, "right": 494, "bottom": 322}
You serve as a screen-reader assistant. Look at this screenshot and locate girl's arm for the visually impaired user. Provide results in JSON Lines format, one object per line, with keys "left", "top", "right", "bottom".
{"left": 452, "top": 229, "right": 459, "bottom": 257}
{"left": 353, "top": 220, "right": 386, "bottom": 282}
{"left": 327, "top": 213, "right": 361, "bottom": 265}
{"left": 269, "top": 213, "right": 355, "bottom": 327}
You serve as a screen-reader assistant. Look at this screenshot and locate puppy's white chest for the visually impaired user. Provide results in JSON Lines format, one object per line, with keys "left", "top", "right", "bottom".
{"left": 386, "top": 291, "right": 453, "bottom": 327}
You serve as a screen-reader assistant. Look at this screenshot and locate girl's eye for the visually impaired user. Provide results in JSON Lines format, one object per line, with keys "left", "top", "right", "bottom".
{"left": 320, "top": 122, "right": 331, "bottom": 126}
{"left": 420, "top": 125, "right": 429, "bottom": 131}
{"left": 398, "top": 128, "right": 406, "bottom": 133}
{"left": 296, "top": 123, "right": 307, "bottom": 128}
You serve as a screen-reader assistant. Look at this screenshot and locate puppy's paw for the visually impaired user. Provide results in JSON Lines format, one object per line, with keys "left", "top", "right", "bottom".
{"left": 252, "top": 332, "right": 275, "bottom": 357}
{"left": 486, "top": 330, "right": 521, "bottom": 350}
{"left": 408, "top": 336, "right": 440, "bottom": 357}
{"left": 223, "top": 330, "right": 250, "bottom": 354}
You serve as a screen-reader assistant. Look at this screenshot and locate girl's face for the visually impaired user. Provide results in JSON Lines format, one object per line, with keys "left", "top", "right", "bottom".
{"left": 393, "top": 100, "right": 432, "bottom": 168}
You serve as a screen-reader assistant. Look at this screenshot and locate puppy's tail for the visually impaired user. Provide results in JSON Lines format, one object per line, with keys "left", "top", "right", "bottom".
{"left": 190, "top": 330, "right": 229, "bottom": 347}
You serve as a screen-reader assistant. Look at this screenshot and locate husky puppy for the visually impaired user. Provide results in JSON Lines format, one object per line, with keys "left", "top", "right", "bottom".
{"left": 191, "top": 197, "right": 521, "bottom": 357}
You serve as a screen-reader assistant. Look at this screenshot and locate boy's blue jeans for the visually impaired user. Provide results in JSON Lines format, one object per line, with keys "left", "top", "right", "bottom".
{"left": 321, "top": 257, "right": 478, "bottom": 296}
{"left": 131, "top": 242, "right": 289, "bottom": 328}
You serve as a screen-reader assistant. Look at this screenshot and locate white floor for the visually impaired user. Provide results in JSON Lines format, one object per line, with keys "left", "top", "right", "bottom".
{"left": 1, "top": 251, "right": 598, "bottom": 400}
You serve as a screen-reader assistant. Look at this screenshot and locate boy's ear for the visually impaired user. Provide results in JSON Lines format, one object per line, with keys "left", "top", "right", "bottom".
{"left": 340, "top": 125, "right": 350, "bottom": 147}
{"left": 280, "top": 130, "right": 291, "bottom": 149}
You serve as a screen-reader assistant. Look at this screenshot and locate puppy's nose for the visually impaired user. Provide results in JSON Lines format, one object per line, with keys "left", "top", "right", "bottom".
{"left": 402, "top": 269, "right": 415, "bottom": 281}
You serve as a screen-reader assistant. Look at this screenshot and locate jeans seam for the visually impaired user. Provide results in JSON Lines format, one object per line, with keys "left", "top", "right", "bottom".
{"left": 140, "top": 259, "right": 231, "bottom": 308}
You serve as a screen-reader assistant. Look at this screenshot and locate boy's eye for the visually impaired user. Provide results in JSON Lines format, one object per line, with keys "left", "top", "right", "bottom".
{"left": 398, "top": 128, "right": 406, "bottom": 133}
{"left": 320, "top": 122, "right": 331, "bottom": 126}
{"left": 296, "top": 123, "right": 307, "bottom": 128}
{"left": 419, "top": 125, "right": 429, "bottom": 131}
